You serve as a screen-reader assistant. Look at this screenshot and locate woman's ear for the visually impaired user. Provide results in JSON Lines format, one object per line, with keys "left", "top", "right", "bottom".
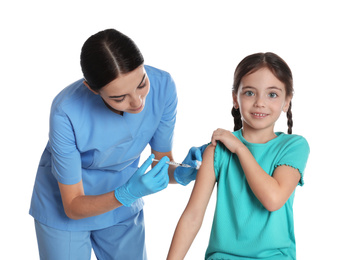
{"left": 83, "top": 80, "right": 99, "bottom": 95}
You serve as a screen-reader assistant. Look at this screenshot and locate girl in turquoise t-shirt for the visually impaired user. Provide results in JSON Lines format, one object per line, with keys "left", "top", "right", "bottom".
{"left": 167, "top": 52, "right": 310, "bottom": 260}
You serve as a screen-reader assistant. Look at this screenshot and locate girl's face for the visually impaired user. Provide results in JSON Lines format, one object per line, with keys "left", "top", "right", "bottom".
{"left": 86, "top": 65, "right": 150, "bottom": 115}
{"left": 233, "top": 67, "right": 292, "bottom": 135}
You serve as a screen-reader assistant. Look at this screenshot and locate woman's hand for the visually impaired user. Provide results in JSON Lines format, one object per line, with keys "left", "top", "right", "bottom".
{"left": 173, "top": 144, "right": 207, "bottom": 186}
{"left": 211, "top": 128, "right": 244, "bottom": 154}
{"left": 115, "top": 154, "right": 170, "bottom": 207}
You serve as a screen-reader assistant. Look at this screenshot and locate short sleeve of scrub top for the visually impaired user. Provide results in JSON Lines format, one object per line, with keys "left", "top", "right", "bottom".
{"left": 49, "top": 105, "right": 83, "bottom": 185}
{"left": 148, "top": 67, "right": 177, "bottom": 152}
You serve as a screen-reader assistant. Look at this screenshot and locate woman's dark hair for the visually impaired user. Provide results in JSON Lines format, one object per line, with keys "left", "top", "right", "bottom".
{"left": 80, "top": 29, "right": 144, "bottom": 91}
{"left": 232, "top": 52, "right": 294, "bottom": 134}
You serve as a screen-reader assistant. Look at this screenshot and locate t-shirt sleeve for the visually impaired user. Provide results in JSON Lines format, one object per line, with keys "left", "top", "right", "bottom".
{"left": 214, "top": 141, "right": 231, "bottom": 181}
{"left": 214, "top": 143, "right": 222, "bottom": 181}
{"left": 149, "top": 74, "right": 178, "bottom": 152}
{"left": 275, "top": 135, "right": 310, "bottom": 186}
{"left": 49, "top": 106, "right": 82, "bottom": 185}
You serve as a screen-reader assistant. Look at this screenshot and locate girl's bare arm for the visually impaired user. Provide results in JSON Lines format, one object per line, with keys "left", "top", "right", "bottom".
{"left": 167, "top": 144, "right": 216, "bottom": 260}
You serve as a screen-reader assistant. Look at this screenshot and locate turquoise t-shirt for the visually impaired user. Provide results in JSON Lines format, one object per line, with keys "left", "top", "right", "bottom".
{"left": 205, "top": 130, "right": 310, "bottom": 260}
{"left": 29, "top": 65, "right": 177, "bottom": 231}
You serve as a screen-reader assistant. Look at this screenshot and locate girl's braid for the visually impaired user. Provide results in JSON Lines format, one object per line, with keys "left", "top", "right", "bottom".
{"left": 287, "top": 102, "right": 293, "bottom": 134}
{"left": 231, "top": 107, "right": 242, "bottom": 131}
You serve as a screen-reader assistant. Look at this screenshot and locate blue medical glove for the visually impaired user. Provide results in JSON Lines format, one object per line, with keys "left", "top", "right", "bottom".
{"left": 115, "top": 154, "right": 170, "bottom": 207}
{"left": 174, "top": 144, "right": 208, "bottom": 186}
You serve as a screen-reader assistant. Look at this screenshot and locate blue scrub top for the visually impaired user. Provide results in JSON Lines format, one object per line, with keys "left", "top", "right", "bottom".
{"left": 29, "top": 65, "right": 178, "bottom": 231}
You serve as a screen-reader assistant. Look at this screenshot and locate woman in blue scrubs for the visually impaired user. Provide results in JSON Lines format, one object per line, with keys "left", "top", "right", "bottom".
{"left": 29, "top": 28, "right": 204, "bottom": 260}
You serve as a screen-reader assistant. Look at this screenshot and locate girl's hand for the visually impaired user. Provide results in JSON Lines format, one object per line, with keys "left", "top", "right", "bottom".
{"left": 211, "top": 128, "right": 244, "bottom": 154}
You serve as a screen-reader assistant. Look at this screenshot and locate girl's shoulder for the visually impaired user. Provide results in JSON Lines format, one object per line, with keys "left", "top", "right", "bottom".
{"left": 276, "top": 132, "right": 310, "bottom": 151}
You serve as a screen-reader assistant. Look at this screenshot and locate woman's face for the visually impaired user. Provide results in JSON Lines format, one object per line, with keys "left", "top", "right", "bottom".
{"left": 88, "top": 65, "right": 150, "bottom": 115}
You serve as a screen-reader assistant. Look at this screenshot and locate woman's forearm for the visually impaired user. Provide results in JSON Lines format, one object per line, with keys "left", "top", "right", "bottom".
{"left": 167, "top": 164, "right": 177, "bottom": 184}
{"left": 64, "top": 191, "right": 123, "bottom": 220}
{"left": 58, "top": 180, "right": 123, "bottom": 220}
{"left": 151, "top": 149, "right": 178, "bottom": 184}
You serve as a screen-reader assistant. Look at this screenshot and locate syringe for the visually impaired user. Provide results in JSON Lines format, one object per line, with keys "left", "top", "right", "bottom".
{"left": 152, "top": 159, "right": 201, "bottom": 170}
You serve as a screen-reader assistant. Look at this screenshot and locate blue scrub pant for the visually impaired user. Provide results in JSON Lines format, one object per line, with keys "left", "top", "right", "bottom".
{"left": 34, "top": 210, "right": 147, "bottom": 260}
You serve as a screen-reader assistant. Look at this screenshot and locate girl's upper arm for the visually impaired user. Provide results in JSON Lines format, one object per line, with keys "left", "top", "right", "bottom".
{"left": 183, "top": 144, "right": 216, "bottom": 219}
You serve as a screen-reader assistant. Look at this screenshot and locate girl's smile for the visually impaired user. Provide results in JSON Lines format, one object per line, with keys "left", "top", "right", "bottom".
{"left": 251, "top": 112, "right": 269, "bottom": 119}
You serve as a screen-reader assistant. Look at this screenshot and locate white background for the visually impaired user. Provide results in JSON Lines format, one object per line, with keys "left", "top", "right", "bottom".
{"left": 1, "top": 0, "right": 341, "bottom": 259}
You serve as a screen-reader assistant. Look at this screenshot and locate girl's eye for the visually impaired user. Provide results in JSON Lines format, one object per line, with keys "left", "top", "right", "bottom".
{"left": 269, "top": 92, "right": 278, "bottom": 98}
{"left": 244, "top": 91, "right": 254, "bottom": 96}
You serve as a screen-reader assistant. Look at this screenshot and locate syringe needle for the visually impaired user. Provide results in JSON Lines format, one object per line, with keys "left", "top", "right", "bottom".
{"left": 152, "top": 158, "right": 200, "bottom": 169}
